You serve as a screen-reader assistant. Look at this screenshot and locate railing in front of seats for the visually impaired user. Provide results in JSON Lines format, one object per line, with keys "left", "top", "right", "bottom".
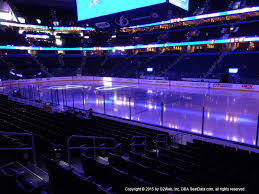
{"left": 0, "top": 131, "right": 37, "bottom": 166}
{"left": 67, "top": 135, "right": 116, "bottom": 165}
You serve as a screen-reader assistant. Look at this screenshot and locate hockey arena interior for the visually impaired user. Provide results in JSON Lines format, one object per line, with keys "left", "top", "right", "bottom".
{"left": 0, "top": 0, "right": 259, "bottom": 193}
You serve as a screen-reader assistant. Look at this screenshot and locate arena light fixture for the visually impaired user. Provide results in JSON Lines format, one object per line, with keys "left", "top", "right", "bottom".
{"left": 36, "top": 19, "right": 41, "bottom": 24}
{"left": 17, "top": 17, "right": 25, "bottom": 23}
{"left": 55, "top": 39, "right": 63, "bottom": 46}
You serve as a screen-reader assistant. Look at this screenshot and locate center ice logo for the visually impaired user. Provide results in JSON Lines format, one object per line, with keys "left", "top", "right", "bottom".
{"left": 95, "top": 86, "right": 128, "bottom": 91}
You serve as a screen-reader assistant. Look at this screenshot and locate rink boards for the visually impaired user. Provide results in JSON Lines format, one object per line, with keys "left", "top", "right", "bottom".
{"left": 1, "top": 76, "right": 259, "bottom": 92}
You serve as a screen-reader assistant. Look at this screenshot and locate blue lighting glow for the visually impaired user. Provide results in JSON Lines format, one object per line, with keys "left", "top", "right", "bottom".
{"left": 26, "top": 34, "right": 50, "bottom": 39}
{"left": 53, "top": 26, "right": 94, "bottom": 31}
{"left": 0, "top": 36, "right": 259, "bottom": 51}
{"left": 0, "top": 21, "right": 48, "bottom": 29}
{"left": 76, "top": 0, "right": 166, "bottom": 21}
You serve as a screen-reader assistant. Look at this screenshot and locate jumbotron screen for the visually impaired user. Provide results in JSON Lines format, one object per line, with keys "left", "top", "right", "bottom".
{"left": 76, "top": 0, "right": 189, "bottom": 21}
{"left": 169, "top": 0, "right": 189, "bottom": 11}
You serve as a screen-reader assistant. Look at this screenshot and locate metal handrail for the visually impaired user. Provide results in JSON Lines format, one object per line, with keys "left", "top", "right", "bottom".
{"left": 67, "top": 135, "right": 116, "bottom": 164}
{"left": 0, "top": 131, "right": 37, "bottom": 166}
{"left": 155, "top": 134, "right": 168, "bottom": 149}
{"left": 130, "top": 136, "right": 147, "bottom": 151}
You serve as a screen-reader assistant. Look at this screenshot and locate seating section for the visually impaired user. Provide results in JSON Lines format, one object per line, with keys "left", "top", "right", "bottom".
{"left": 0, "top": 94, "right": 170, "bottom": 193}
{"left": 1, "top": 49, "right": 259, "bottom": 84}
{"left": 192, "top": 26, "right": 225, "bottom": 41}
{"left": 0, "top": 55, "right": 47, "bottom": 80}
{"left": 169, "top": 139, "right": 259, "bottom": 192}
{"left": 0, "top": 56, "right": 10, "bottom": 79}
{"left": 215, "top": 52, "right": 259, "bottom": 83}
{"left": 246, "top": 0, "right": 259, "bottom": 6}
{"left": 58, "top": 33, "right": 85, "bottom": 47}
{"left": 4, "top": 56, "right": 42, "bottom": 78}
{"left": 230, "top": 22, "right": 259, "bottom": 37}
{"left": 0, "top": 28, "right": 28, "bottom": 46}
{"left": 208, "top": 0, "right": 233, "bottom": 12}
{"left": 0, "top": 162, "right": 47, "bottom": 194}
{"left": 88, "top": 34, "right": 110, "bottom": 47}
{"left": 171, "top": 54, "right": 219, "bottom": 78}
{"left": 45, "top": 158, "right": 114, "bottom": 194}
{"left": 0, "top": 94, "right": 169, "bottom": 153}
{"left": 80, "top": 140, "right": 259, "bottom": 193}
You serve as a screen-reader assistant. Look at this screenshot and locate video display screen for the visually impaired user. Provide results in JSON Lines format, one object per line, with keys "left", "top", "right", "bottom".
{"left": 147, "top": 68, "right": 153, "bottom": 72}
{"left": 77, "top": 0, "right": 167, "bottom": 21}
{"left": 229, "top": 68, "right": 239, "bottom": 74}
{"left": 169, "top": 0, "right": 189, "bottom": 11}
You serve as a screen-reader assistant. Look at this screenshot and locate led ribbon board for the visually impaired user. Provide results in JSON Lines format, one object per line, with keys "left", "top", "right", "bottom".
{"left": 0, "top": 36, "right": 258, "bottom": 51}
{"left": 26, "top": 34, "right": 50, "bottom": 39}
{"left": 53, "top": 26, "right": 94, "bottom": 31}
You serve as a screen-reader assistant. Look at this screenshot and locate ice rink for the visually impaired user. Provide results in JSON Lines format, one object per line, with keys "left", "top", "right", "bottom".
{"left": 12, "top": 80, "right": 259, "bottom": 146}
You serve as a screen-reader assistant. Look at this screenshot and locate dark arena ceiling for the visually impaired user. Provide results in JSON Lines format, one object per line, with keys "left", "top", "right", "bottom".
{"left": 10, "top": 0, "right": 76, "bottom": 9}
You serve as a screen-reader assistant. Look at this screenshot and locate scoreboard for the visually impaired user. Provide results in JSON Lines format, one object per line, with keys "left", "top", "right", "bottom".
{"left": 77, "top": 0, "right": 165, "bottom": 21}
{"left": 76, "top": 0, "right": 189, "bottom": 21}
{"left": 76, "top": 0, "right": 189, "bottom": 28}
{"left": 169, "top": 0, "right": 189, "bottom": 11}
